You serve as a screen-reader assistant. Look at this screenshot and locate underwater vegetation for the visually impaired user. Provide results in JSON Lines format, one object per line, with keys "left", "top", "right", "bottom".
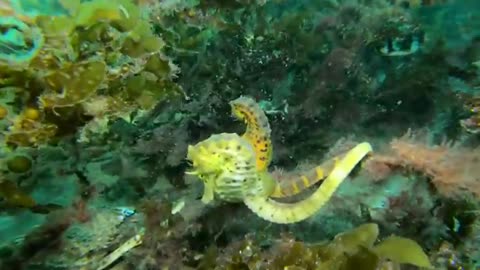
{"left": 201, "top": 223, "right": 432, "bottom": 270}
{"left": 0, "top": 0, "right": 183, "bottom": 148}
{"left": 1, "top": 0, "right": 480, "bottom": 269}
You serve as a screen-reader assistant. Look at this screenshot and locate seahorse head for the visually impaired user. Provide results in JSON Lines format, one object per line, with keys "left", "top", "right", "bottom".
{"left": 186, "top": 144, "right": 222, "bottom": 178}
{"left": 186, "top": 133, "right": 271, "bottom": 202}
{"left": 186, "top": 133, "right": 257, "bottom": 180}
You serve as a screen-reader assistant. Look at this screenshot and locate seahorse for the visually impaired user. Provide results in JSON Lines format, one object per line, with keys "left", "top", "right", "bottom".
{"left": 186, "top": 96, "right": 372, "bottom": 224}
{"left": 230, "top": 96, "right": 341, "bottom": 198}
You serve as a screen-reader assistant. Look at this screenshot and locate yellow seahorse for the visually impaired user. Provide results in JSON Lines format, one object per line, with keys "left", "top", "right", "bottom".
{"left": 186, "top": 96, "right": 372, "bottom": 224}
{"left": 230, "top": 96, "right": 343, "bottom": 198}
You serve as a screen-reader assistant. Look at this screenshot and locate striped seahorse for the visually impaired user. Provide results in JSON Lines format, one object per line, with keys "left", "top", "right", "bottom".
{"left": 229, "top": 96, "right": 340, "bottom": 198}
{"left": 186, "top": 96, "right": 373, "bottom": 224}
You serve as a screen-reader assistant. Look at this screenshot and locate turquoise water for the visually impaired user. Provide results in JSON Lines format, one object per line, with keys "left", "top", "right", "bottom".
{"left": 0, "top": 0, "right": 480, "bottom": 269}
